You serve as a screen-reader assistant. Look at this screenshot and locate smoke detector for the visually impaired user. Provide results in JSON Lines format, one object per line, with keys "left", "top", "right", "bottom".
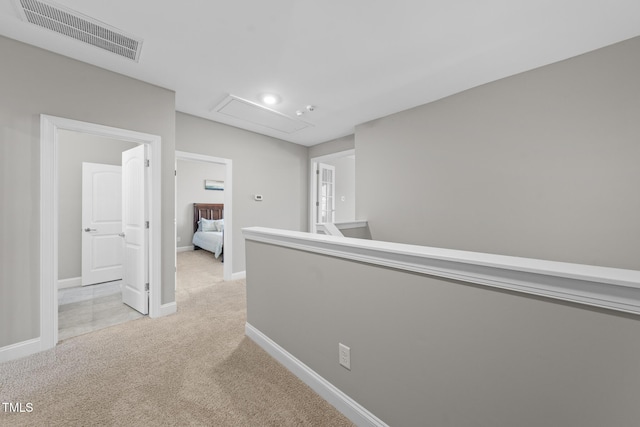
{"left": 13, "top": 0, "right": 144, "bottom": 61}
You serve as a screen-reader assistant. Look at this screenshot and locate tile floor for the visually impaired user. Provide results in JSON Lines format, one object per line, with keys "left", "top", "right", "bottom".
{"left": 58, "top": 281, "right": 144, "bottom": 341}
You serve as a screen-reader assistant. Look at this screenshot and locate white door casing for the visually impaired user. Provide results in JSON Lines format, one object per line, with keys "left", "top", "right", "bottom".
{"left": 174, "top": 151, "right": 234, "bottom": 281}
{"left": 81, "top": 163, "right": 123, "bottom": 286}
{"left": 308, "top": 150, "right": 355, "bottom": 234}
{"left": 38, "top": 115, "right": 165, "bottom": 359}
{"left": 317, "top": 163, "right": 336, "bottom": 224}
{"left": 121, "top": 144, "right": 149, "bottom": 314}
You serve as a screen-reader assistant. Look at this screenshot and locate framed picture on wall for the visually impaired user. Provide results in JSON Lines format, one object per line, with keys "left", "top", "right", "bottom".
{"left": 204, "top": 180, "right": 224, "bottom": 191}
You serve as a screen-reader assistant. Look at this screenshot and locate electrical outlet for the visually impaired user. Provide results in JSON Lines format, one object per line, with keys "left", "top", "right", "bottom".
{"left": 339, "top": 343, "right": 351, "bottom": 370}
{"left": 177, "top": 237, "right": 181, "bottom": 242}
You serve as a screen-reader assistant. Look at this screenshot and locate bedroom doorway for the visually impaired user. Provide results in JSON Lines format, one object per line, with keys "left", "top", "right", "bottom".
{"left": 175, "top": 151, "right": 233, "bottom": 284}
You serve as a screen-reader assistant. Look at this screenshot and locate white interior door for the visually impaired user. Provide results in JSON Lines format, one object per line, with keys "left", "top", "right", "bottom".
{"left": 121, "top": 144, "right": 149, "bottom": 314}
{"left": 317, "top": 163, "right": 336, "bottom": 224}
{"left": 81, "top": 163, "right": 123, "bottom": 286}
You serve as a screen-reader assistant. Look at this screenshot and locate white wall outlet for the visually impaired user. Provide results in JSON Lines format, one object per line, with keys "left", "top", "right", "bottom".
{"left": 339, "top": 343, "right": 351, "bottom": 370}
{"left": 177, "top": 236, "right": 181, "bottom": 242}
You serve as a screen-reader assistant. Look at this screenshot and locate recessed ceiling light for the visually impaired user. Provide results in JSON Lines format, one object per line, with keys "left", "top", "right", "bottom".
{"left": 260, "top": 93, "right": 281, "bottom": 105}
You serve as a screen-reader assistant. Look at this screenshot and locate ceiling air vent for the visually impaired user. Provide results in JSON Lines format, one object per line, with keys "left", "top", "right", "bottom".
{"left": 213, "top": 95, "right": 312, "bottom": 134}
{"left": 14, "top": 0, "right": 143, "bottom": 61}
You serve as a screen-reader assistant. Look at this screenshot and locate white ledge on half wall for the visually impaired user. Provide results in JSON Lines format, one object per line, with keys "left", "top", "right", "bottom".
{"left": 243, "top": 227, "right": 640, "bottom": 316}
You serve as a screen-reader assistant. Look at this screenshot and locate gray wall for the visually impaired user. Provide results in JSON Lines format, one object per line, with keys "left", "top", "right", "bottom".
{"left": 58, "top": 130, "right": 137, "bottom": 280}
{"left": 176, "top": 159, "right": 225, "bottom": 247}
{"left": 308, "top": 134, "right": 355, "bottom": 159}
{"left": 176, "top": 112, "right": 308, "bottom": 273}
{"left": 323, "top": 156, "right": 356, "bottom": 223}
{"left": 356, "top": 36, "right": 640, "bottom": 270}
{"left": 246, "top": 240, "right": 640, "bottom": 427}
{"left": 0, "top": 36, "right": 176, "bottom": 348}
{"left": 340, "top": 225, "right": 371, "bottom": 240}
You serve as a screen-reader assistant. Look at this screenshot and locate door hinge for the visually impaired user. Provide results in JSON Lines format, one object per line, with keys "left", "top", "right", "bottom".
{"left": 145, "top": 283, "right": 149, "bottom": 292}
{"left": 145, "top": 221, "right": 150, "bottom": 229}
{"left": 174, "top": 170, "right": 177, "bottom": 176}
{"left": 316, "top": 169, "right": 319, "bottom": 174}
{"left": 316, "top": 201, "right": 319, "bottom": 207}
{"left": 145, "top": 159, "right": 150, "bottom": 167}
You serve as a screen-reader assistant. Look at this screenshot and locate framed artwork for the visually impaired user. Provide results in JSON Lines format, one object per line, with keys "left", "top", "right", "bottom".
{"left": 205, "top": 180, "right": 224, "bottom": 191}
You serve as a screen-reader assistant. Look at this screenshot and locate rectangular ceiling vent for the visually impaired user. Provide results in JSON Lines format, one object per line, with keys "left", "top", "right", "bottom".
{"left": 213, "top": 95, "right": 312, "bottom": 134}
{"left": 14, "top": 0, "right": 143, "bottom": 61}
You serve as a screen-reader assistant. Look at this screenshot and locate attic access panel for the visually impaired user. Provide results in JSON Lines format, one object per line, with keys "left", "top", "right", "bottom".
{"left": 213, "top": 95, "right": 312, "bottom": 134}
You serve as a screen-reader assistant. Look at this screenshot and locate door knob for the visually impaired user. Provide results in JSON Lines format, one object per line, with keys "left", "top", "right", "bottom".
{"left": 84, "top": 228, "right": 97, "bottom": 232}
{"left": 118, "top": 232, "right": 125, "bottom": 238}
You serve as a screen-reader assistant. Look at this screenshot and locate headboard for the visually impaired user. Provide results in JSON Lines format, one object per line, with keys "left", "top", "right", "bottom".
{"left": 193, "top": 203, "right": 224, "bottom": 233}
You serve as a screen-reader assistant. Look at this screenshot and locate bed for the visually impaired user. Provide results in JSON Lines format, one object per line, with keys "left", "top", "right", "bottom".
{"left": 192, "top": 203, "right": 224, "bottom": 261}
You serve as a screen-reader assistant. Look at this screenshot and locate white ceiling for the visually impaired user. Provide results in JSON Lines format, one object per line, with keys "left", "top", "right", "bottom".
{"left": 1, "top": 0, "right": 640, "bottom": 147}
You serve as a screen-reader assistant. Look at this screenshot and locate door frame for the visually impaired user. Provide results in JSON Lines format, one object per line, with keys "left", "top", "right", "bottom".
{"left": 317, "top": 162, "right": 336, "bottom": 224}
{"left": 309, "top": 149, "right": 354, "bottom": 234}
{"left": 175, "top": 151, "right": 233, "bottom": 282}
{"left": 40, "top": 114, "right": 163, "bottom": 351}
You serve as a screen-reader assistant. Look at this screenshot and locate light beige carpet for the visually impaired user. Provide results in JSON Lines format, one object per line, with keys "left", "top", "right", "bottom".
{"left": 0, "top": 250, "right": 353, "bottom": 426}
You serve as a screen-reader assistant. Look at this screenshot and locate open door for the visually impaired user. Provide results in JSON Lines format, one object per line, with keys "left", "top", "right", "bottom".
{"left": 121, "top": 144, "right": 149, "bottom": 314}
{"left": 81, "top": 163, "right": 124, "bottom": 286}
{"left": 317, "top": 162, "right": 336, "bottom": 224}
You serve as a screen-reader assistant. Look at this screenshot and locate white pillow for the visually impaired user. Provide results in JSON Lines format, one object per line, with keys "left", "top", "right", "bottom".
{"left": 199, "top": 218, "right": 217, "bottom": 232}
{"left": 213, "top": 219, "right": 224, "bottom": 232}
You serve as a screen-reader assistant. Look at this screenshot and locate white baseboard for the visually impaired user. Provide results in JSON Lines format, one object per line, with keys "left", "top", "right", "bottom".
{"left": 231, "top": 271, "right": 246, "bottom": 281}
{"left": 159, "top": 302, "right": 177, "bottom": 317}
{"left": 0, "top": 338, "right": 41, "bottom": 363}
{"left": 58, "top": 276, "right": 81, "bottom": 289}
{"left": 176, "top": 245, "right": 194, "bottom": 253}
{"left": 245, "top": 323, "right": 388, "bottom": 427}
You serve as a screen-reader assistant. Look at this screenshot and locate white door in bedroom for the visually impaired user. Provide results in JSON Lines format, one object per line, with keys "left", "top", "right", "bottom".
{"left": 121, "top": 144, "right": 149, "bottom": 315}
{"left": 81, "top": 162, "right": 123, "bottom": 286}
